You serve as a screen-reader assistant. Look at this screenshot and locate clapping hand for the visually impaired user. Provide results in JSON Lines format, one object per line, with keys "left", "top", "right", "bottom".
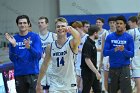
{"left": 119, "top": 45, "right": 124, "bottom": 51}
{"left": 5, "top": 33, "right": 16, "bottom": 47}
{"left": 115, "top": 45, "right": 124, "bottom": 52}
{"left": 23, "top": 37, "right": 31, "bottom": 49}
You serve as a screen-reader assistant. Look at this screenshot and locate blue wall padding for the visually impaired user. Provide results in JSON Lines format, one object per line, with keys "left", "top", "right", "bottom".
{"left": 61, "top": 13, "right": 137, "bottom": 30}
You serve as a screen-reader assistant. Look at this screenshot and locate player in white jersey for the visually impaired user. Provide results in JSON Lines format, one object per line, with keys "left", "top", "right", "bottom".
{"left": 49, "top": 39, "right": 77, "bottom": 91}
{"left": 36, "top": 17, "right": 81, "bottom": 93}
{"left": 128, "top": 16, "right": 140, "bottom": 93}
{"left": 137, "top": 13, "right": 140, "bottom": 28}
{"left": 95, "top": 17, "right": 108, "bottom": 92}
{"left": 100, "top": 16, "right": 116, "bottom": 92}
{"left": 38, "top": 16, "right": 57, "bottom": 93}
{"left": 72, "top": 21, "right": 88, "bottom": 93}
{"left": 95, "top": 18, "right": 108, "bottom": 68}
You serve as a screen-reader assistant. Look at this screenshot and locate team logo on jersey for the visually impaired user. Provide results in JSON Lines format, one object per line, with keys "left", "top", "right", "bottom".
{"left": 16, "top": 41, "right": 32, "bottom": 49}
{"left": 53, "top": 51, "right": 67, "bottom": 56}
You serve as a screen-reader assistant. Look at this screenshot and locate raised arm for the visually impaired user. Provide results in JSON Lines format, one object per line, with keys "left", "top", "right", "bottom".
{"left": 68, "top": 26, "right": 81, "bottom": 53}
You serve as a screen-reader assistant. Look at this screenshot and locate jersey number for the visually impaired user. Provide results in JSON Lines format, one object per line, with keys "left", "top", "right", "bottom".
{"left": 57, "top": 57, "right": 64, "bottom": 67}
{"left": 98, "top": 40, "right": 101, "bottom": 45}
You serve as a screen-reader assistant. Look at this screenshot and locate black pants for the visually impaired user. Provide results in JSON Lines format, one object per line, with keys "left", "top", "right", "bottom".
{"left": 108, "top": 66, "right": 132, "bottom": 93}
{"left": 15, "top": 74, "right": 38, "bottom": 93}
{"left": 81, "top": 70, "right": 101, "bottom": 93}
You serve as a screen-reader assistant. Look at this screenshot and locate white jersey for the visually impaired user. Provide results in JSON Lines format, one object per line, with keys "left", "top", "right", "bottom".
{"left": 75, "top": 34, "right": 88, "bottom": 70}
{"left": 67, "top": 35, "right": 73, "bottom": 41}
{"left": 103, "top": 30, "right": 114, "bottom": 65}
{"left": 128, "top": 28, "right": 140, "bottom": 69}
{"left": 39, "top": 31, "right": 56, "bottom": 85}
{"left": 39, "top": 32, "right": 55, "bottom": 54}
{"left": 95, "top": 29, "right": 108, "bottom": 66}
{"left": 39, "top": 31, "right": 56, "bottom": 65}
{"left": 49, "top": 40, "right": 77, "bottom": 91}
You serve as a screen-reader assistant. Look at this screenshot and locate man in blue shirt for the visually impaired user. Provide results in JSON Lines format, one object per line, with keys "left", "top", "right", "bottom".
{"left": 5, "top": 15, "right": 42, "bottom": 93}
{"left": 103, "top": 15, "right": 134, "bottom": 93}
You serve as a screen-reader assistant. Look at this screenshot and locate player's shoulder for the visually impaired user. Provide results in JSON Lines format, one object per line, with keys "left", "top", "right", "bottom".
{"left": 49, "top": 31, "right": 56, "bottom": 35}
{"left": 127, "top": 29, "right": 134, "bottom": 35}
{"left": 50, "top": 32, "right": 57, "bottom": 40}
{"left": 28, "top": 32, "right": 39, "bottom": 37}
{"left": 105, "top": 32, "right": 115, "bottom": 39}
{"left": 123, "top": 32, "right": 134, "bottom": 39}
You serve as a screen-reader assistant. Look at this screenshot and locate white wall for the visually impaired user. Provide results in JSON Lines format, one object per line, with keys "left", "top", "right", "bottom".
{"left": 59, "top": 0, "right": 140, "bottom": 15}
{"left": 1, "top": 0, "right": 139, "bottom": 33}
{"left": 0, "top": 0, "right": 59, "bottom": 33}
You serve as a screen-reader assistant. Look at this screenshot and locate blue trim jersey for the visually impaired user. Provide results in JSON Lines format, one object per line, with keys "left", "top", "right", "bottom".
{"left": 75, "top": 34, "right": 88, "bottom": 70}
{"left": 49, "top": 40, "right": 77, "bottom": 91}
{"left": 95, "top": 29, "right": 108, "bottom": 68}
{"left": 39, "top": 31, "right": 56, "bottom": 68}
{"left": 103, "top": 30, "right": 115, "bottom": 65}
{"left": 95, "top": 29, "right": 108, "bottom": 49}
{"left": 39, "top": 32, "right": 56, "bottom": 54}
{"left": 128, "top": 28, "right": 140, "bottom": 69}
{"left": 39, "top": 31, "right": 56, "bottom": 85}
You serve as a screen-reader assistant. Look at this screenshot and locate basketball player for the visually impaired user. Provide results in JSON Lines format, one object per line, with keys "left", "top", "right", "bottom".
{"left": 95, "top": 17, "right": 108, "bottom": 92}
{"left": 100, "top": 16, "right": 116, "bottom": 92}
{"left": 38, "top": 16, "right": 57, "bottom": 93}
{"left": 72, "top": 21, "right": 88, "bottom": 93}
{"left": 128, "top": 16, "right": 140, "bottom": 93}
{"left": 36, "top": 17, "right": 81, "bottom": 93}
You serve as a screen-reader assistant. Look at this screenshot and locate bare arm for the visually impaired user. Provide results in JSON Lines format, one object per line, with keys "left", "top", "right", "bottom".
{"left": 100, "top": 33, "right": 105, "bottom": 69}
{"left": 69, "top": 26, "right": 81, "bottom": 53}
{"left": 36, "top": 45, "right": 51, "bottom": 93}
{"left": 85, "top": 58, "right": 101, "bottom": 80}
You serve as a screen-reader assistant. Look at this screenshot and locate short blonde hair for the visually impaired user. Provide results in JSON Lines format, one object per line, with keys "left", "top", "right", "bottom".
{"left": 55, "top": 17, "right": 67, "bottom": 24}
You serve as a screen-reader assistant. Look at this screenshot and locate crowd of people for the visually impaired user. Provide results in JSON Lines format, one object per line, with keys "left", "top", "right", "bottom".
{"left": 4, "top": 13, "right": 140, "bottom": 93}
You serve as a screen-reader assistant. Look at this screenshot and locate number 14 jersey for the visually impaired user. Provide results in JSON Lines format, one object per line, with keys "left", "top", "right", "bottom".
{"left": 49, "top": 40, "right": 77, "bottom": 91}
